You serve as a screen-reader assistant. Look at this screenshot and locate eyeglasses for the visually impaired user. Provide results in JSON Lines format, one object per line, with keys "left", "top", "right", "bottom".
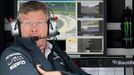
{"left": 20, "top": 20, "right": 48, "bottom": 27}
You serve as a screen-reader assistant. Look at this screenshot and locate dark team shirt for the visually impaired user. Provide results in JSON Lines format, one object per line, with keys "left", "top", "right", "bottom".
{"left": 0, "top": 37, "right": 90, "bottom": 75}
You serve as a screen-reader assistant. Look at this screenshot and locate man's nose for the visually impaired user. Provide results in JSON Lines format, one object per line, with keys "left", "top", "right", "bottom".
{"left": 32, "top": 28, "right": 37, "bottom": 32}
{"left": 31, "top": 22, "right": 38, "bottom": 32}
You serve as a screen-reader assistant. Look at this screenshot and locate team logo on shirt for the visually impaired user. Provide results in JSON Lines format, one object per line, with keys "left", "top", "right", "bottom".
{"left": 53, "top": 52, "right": 64, "bottom": 65}
{"left": 5, "top": 52, "right": 26, "bottom": 70}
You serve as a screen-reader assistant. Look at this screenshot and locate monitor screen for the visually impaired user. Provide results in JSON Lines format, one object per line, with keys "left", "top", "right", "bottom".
{"left": 78, "top": 1, "right": 103, "bottom": 18}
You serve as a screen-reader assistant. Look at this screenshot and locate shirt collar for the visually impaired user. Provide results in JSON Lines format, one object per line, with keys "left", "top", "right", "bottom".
{"left": 45, "top": 41, "right": 53, "bottom": 58}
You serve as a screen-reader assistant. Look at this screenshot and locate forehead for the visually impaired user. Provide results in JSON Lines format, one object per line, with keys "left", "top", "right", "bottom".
{"left": 18, "top": 10, "right": 48, "bottom": 21}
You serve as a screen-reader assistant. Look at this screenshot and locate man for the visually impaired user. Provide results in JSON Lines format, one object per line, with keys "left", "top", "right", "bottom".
{"left": 0, "top": 1, "right": 90, "bottom": 75}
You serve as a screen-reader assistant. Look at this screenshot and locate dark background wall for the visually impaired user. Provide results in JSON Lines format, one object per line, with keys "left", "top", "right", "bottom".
{"left": 0, "top": 0, "right": 17, "bottom": 55}
{"left": 0, "top": 0, "right": 4, "bottom": 55}
{"left": 107, "top": 0, "right": 125, "bottom": 22}
{"left": 107, "top": 0, "right": 126, "bottom": 48}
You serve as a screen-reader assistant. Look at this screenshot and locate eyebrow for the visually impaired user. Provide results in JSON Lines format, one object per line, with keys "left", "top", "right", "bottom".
{"left": 20, "top": 18, "right": 48, "bottom": 22}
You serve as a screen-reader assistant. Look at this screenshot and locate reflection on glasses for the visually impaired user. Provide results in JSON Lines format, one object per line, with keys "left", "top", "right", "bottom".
{"left": 20, "top": 20, "right": 48, "bottom": 27}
